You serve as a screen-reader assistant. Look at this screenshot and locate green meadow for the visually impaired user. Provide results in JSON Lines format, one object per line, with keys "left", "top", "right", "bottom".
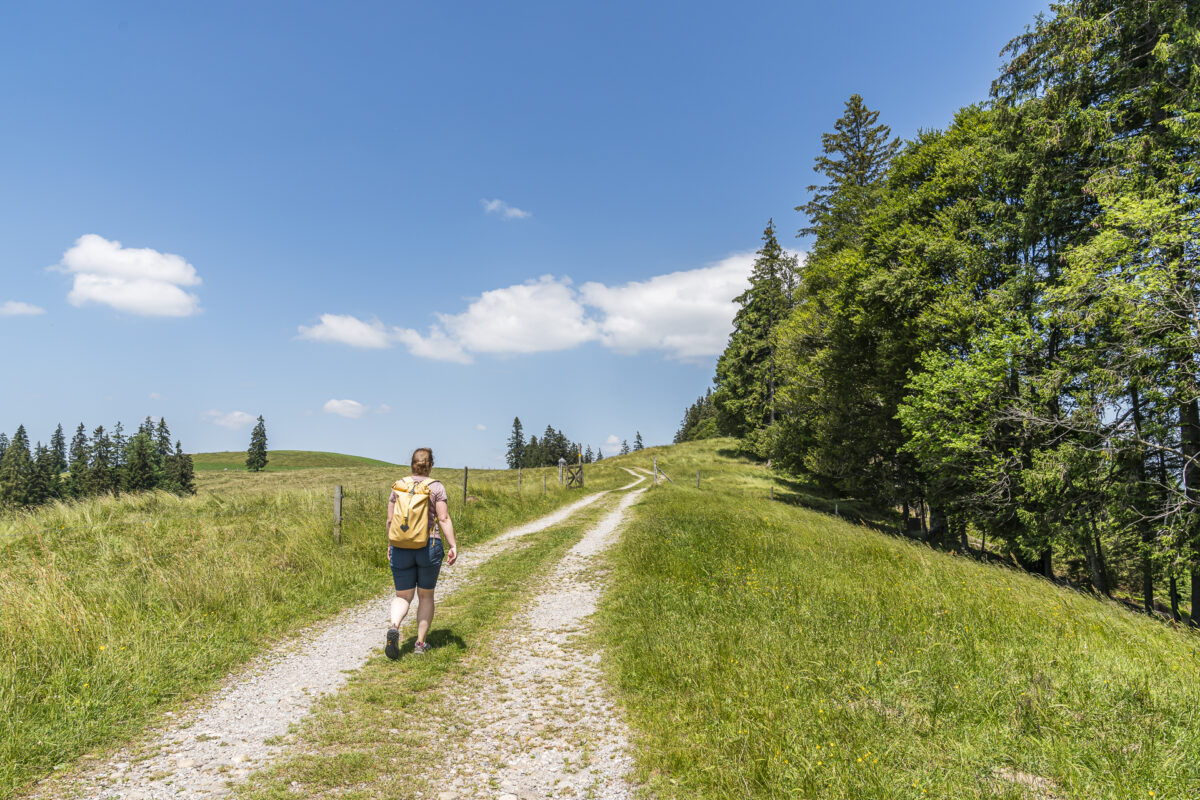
{"left": 600, "top": 439, "right": 1200, "bottom": 799}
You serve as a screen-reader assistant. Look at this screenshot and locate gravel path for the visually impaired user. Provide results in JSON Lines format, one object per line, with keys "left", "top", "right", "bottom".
{"left": 30, "top": 475, "right": 643, "bottom": 800}
{"left": 429, "top": 485, "right": 647, "bottom": 800}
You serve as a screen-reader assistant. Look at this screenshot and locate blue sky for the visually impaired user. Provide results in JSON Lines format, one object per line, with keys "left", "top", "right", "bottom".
{"left": 0, "top": 0, "right": 1049, "bottom": 466}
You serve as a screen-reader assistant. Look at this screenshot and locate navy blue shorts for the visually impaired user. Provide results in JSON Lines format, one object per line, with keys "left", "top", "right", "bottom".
{"left": 388, "top": 538, "right": 444, "bottom": 591}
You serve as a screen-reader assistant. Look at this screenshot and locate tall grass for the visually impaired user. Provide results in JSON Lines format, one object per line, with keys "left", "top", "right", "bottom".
{"left": 599, "top": 440, "right": 1200, "bottom": 799}
{"left": 0, "top": 460, "right": 629, "bottom": 799}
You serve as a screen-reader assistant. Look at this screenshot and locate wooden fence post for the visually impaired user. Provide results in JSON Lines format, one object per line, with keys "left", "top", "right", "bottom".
{"left": 770, "top": 485, "right": 774, "bottom": 501}
{"left": 333, "top": 485, "right": 343, "bottom": 544}
{"left": 463, "top": 466, "right": 469, "bottom": 506}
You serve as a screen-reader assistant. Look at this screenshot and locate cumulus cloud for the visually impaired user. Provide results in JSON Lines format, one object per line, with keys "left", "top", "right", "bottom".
{"left": 0, "top": 300, "right": 45, "bottom": 316}
{"left": 297, "top": 314, "right": 395, "bottom": 349}
{"left": 298, "top": 250, "right": 801, "bottom": 364}
{"left": 323, "top": 398, "right": 368, "bottom": 419}
{"left": 55, "top": 234, "right": 201, "bottom": 317}
{"left": 481, "top": 198, "right": 531, "bottom": 220}
{"left": 202, "top": 410, "right": 256, "bottom": 430}
{"left": 476, "top": 423, "right": 487, "bottom": 431}
{"left": 581, "top": 253, "right": 759, "bottom": 360}
{"left": 438, "top": 276, "right": 596, "bottom": 355}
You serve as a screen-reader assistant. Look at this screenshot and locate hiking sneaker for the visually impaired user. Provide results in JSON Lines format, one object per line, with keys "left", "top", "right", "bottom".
{"left": 384, "top": 627, "right": 400, "bottom": 660}
{"left": 413, "top": 640, "right": 431, "bottom": 655}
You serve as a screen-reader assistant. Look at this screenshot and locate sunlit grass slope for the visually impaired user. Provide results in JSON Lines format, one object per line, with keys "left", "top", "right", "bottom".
{"left": 600, "top": 439, "right": 1200, "bottom": 799}
{"left": 0, "top": 458, "right": 632, "bottom": 799}
{"left": 190, "top": 450, "right": 397, "bottom": 471}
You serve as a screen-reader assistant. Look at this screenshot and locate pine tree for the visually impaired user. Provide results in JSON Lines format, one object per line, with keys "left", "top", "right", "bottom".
{"left": 595, "top": 447, "right": 604, "bottom": 461}
{"left": 50, "top": 424, "right": 67, "bottom": 475}
{"left": 584, "top": 444, "right": 594, "bottom": 463}
{"left": 620, "top": 439, "right": 630, "bottom": 456}
{"left": 67, "top": 423, "right": 89, "bottom": 498}
{"left": 0, "top": 426, "right": 34, "bottom": 507}
{"left": 506, "top": 417, "right": 525, "bottom": 469}
{"left": 246, "top": 416, "right": 269, "bottom": 472}
{"left": 0, "top": 432, "right": 7, "bottom": 463}
{"left": 633, "top": 432, "right": 644, "bottom": 451}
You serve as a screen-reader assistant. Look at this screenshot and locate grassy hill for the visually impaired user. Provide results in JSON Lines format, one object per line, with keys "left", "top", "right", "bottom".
{"left": 599, "top": 439, "right": 1200, "bottom": 799}
{"left": 190, "top": 450, "right": 398, "bottom": 471}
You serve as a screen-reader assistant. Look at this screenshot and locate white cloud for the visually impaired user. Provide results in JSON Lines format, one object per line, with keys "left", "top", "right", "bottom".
{"left": 298, "top": 314, "right": 395, "bottom": 349}
{"left": 0, "top": 300, "right": 45, "bottom": 316}
{"left": 605, "top": 434, "right": 620, "bottom": 445}
{"left": 476, "top": 423, "right": 487, "bottom": 431}
{"left": 376, "top": 404, "right": 392, "bottom": 414}
{"left": 149, "top": 392, "right": 162, "bottom": 400}
{"left": 55, "top": 234, "right": 201, "bottom": 317}
{"left": 581, "top": 253, "right": 761, "bottom": 360}
{"left": 297, "top": 250, "right": 801, "bottom": 364}
{"left": 481, "top": 198, "right": 531, "bottom": 220}
{"left": 438, "top": 276, "right": 596, "bottom": 355}
{"left": 323, "top": 398, "right": 367, "bottom": 419}
{"left": 394, "top": 325, "right": 473, "bottom": 364}
{"left": 202, "top": 410, "right": 256, "bottom": 430}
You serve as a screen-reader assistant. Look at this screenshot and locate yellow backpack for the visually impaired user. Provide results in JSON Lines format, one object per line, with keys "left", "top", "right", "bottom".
{"left": 389, "top": 477, "right": 435, "bottom": 548}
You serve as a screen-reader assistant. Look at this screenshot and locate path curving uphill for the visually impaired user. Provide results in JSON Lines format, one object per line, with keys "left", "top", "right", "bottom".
{"left": 31, "top": 470, "right": 646, "bottom": 800}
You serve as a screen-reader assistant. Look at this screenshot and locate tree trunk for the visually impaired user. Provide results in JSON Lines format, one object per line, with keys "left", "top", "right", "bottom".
{"left": 1041, "top": 549, "right": 1053, "bottom": 580}
{"left": 927, "top": 505, "right": 947, "bottom": 546}
{"left": 1170, "top": 572, "right": 1181, "bottom": 622}
{"left": 1181, "top": 397, "right": 1200, "bottom": 626}
{"left": 1131, "top": 385, "right": 1155, "bottom": 613}
{"left": 1083, "top": 534, "right": 1106, "bottom": 595}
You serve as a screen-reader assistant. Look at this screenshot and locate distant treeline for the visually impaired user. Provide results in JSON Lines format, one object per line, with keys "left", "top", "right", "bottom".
{"left": 0, "top": 417, "right": 196, "bottom": 509}
{"left": 505, "top": 417, "right": 643, "bottom": 468}
{"left": 691, "top": 2, "right": 1200, "bottom": 621}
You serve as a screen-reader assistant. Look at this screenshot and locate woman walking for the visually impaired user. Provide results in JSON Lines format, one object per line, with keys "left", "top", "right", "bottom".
{"left": 384, "top": 447, "right": 458, "bottom": 660}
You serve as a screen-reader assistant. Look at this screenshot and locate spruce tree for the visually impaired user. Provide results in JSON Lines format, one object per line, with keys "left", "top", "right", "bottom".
{"left": 50, "top": 424, "right": 67, "bottom": 475}
{"left": 87, "top": 426, "right": 118, "bottom": 496}
{"left": 797, "top": 93, "right": 900, "bottom": 248}
{"left": 620, "top": 439, "right": 631, "bottom": 455}
{"left": 713, "top": 220, "right": 799, "bottom": 440}
{"left": 595, "top": 447, "right": 604, "bottom": 461}
{"left": 246, "top": 416, "right": 269, "bottom": 472}
{"left": 154, "top": 418, "right": 172, "bottom": 475}
{"left": 634, "top": 432, "right": 644, "bottom": 451}
{"left": 173, "top": 441, "right": 196, "bottom": 495}
{"left": 584, "top": 444, "right": 594, "bottom": 463}
{"left": 0, "top": 426, "right": 34, "bottom": 507}
{"left": 506, "top": 417, "right": 525, "bottom": 469}
{"left": 123, "top": 431, "right": 158, "bottom": 492}
{"left": 67, "top": 423, "right": 89, "bottom": 498}
{"left": 0, "top": 432, "right": 7, "bottom": 462}
{"left": 27, "top": 443, "right": 59, "bottom": 505}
